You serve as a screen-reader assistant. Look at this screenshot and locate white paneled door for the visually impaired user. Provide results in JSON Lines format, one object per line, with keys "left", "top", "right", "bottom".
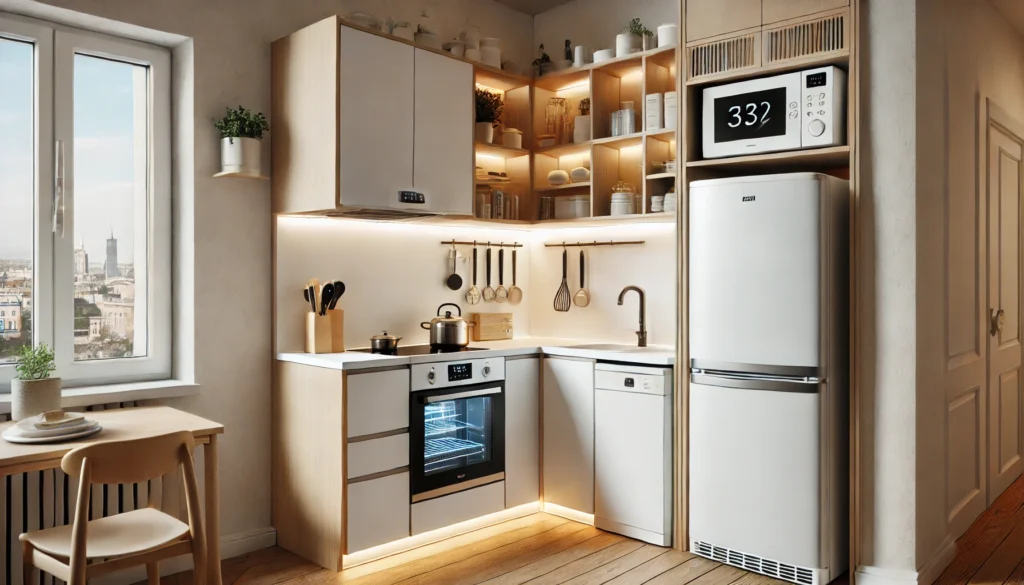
{"left": 987, "top": 102, "right": 1024, "bottom": 504}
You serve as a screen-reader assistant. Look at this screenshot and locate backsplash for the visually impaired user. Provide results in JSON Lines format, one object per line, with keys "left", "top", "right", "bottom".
{"left": 275, "top": 218, "right": 677, "bottom": 352}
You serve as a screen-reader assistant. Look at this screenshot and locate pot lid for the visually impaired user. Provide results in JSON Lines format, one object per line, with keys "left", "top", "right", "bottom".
{"left": 371, "top": 331, "right": 402, "bottom": 341}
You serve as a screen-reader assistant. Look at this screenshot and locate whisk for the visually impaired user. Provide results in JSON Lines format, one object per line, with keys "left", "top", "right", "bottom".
{"left": 553, "top": 248, "right": 571, "bottom": 312}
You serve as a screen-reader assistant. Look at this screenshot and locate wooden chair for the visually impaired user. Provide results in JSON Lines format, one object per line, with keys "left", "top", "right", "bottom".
{"left": 19, "top": 430, "right": 207, "bottom": 585}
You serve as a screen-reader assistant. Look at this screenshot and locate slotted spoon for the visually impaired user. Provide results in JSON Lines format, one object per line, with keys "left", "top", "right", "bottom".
{"left": 495, "top": 249, "right": 508, "bottom": 303}
{"left": 553, "top": 249, "right": 571, "bottom": 312}
{"left": 466, "top": 245, "right": 481, "bottom": 305}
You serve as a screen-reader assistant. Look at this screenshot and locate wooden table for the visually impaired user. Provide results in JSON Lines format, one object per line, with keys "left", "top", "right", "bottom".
{"left": 0, "top": 406, "right": 224, "bottom": 585}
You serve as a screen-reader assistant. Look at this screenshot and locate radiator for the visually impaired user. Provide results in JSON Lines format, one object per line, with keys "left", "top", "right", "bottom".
{"left": 0, "top": 402, "right": 192, "bottom": 585}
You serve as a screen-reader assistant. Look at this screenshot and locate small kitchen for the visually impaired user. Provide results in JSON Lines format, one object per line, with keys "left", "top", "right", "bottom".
{"left": 271, "top": 0, "right": 856, "bottom": 583}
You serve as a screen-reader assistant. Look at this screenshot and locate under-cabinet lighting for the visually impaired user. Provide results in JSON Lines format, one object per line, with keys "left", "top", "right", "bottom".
{"left": 342, "top": 502, "right": 541, "bottom": 568}
{"left": 555, "top": 80, "right": 590, "bottom": 93}
{"left": 475, "top": 153, "right": 506, "bottom": 164}
{"left": 542, "top": 502, "right": 595, "bottom": 525}
{"left": 475, "top": 83, "right": 505, "bottom": 95}
{"left": 620, "top": 144, "right": 643, "bottom": 156}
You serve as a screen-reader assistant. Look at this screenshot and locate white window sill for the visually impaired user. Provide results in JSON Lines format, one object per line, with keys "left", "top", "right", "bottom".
{"left": 0, "top": 380, "right": 199, "bottom": 414}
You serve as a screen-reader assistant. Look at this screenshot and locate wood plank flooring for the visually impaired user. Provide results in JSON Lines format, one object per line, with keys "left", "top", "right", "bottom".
{"left": 146, "top": 513, "right": 792, "bottom": 585}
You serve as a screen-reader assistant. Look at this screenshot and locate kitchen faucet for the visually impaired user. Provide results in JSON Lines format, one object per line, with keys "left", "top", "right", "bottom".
{"left": 617, "top": 286, "right": 647, "bottom": 347}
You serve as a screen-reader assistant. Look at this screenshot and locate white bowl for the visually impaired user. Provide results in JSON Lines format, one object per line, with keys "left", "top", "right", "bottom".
{"left": 569, "top": 167, "right": 590, "bottom": 183}
{"left": 593, "top": 49, "right": 615, "bottom": 63}
{"left": 548, "top": 170, "right": 570, "bottom": 186}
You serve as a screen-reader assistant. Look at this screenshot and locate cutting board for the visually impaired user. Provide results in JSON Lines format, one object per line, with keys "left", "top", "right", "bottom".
{"left": 470, "top": 313, "right": 513, "bottom": 342}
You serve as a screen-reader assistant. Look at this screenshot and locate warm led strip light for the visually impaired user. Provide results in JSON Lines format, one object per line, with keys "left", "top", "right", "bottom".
{"left": 342, "top": 502, "right": 541, "bottom": 568}
{"left": 541, "top": 502, "right": 595, "bottom": 525}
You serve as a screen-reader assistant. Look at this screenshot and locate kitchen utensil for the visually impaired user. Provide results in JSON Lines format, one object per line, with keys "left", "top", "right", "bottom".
{"left": 329, "top": 281, "right": 344, "bottom": 309}
{"left": 495, "top": 249, "right": 508, "bottom": 303}
{"left": 303, "top": 288, "right": 316, "bottom": 313}
{"left": 573, "top": 251, "right": 591, "bottom": 307}
{"left": 446, "top": 246, "right": 463, "bottom": 290}
{"left": 320, "top": 282, "right": 335, "bottom": 316}
{"left": 554, "top": 249, "right": 571, "bottom": 312}
{"left": 369, "top": 331, "right": 402, "bottom": 355}
{"left": 306, "top": 282, "right": 317, "bottom": 313}
{"left": 483, "top": 247, "right": 496, "bottom": 302}
{"left": 466, "top": 246, "right": 482, "bottom": 305}
{"left": 508, "top": 249, "right": 523, "bottom": 305}
{"left": 420, "top": 303, "right": 471, "bottom": 348}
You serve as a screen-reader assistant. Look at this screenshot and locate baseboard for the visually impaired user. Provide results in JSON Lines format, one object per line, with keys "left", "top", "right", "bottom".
{"left": 916, "top": 537, "right": 956, "bottom": 585}
{"left": 92, "top": 526, "right": 277, "bottom": 585}
{"left": 855, "top": 565, "right": 920, "bottom": 585}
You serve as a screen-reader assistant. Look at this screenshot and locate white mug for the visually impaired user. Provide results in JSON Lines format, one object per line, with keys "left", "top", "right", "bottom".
{"left": 573, "top": 45, "right": 588, "bottom": 67}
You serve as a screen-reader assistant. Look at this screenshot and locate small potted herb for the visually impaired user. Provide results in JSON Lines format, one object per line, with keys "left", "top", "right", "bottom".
{"left": 214, "top": 105, "right": 269, "bottom": 177}
{"left": 12, "top": 343, "right": 60, "bottom": 421}
{"left": 475, "top": 88, "right": 504, "bottom": 144}
{"left": 618, "top": 18, "right": 653, "bottom": 56}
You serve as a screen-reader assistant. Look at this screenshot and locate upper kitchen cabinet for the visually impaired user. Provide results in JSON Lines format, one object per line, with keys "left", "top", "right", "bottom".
{"left": 271, "top": 17, "right": 473, "bottom": 216}
{"left": 685, "top": 0, "right": 762, "bottom": 41}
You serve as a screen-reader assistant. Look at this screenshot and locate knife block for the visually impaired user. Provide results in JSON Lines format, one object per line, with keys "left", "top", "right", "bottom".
{"left": 305, "top": 310, "right": 344, "bottom": 354}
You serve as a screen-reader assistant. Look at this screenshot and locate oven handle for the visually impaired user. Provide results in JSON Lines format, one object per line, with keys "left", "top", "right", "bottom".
{"left": 425, "top": 387, "right": 502, "bottom": 403}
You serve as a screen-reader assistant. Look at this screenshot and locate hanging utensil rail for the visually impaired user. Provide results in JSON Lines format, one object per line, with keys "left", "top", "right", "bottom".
{"left": 543, "top": 240, "right": 645, "bottom": 247}
{"left": 440, "top": 241, "right": 523, "bottom": 248}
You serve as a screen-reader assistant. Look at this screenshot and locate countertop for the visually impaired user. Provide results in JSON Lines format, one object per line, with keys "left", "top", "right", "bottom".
{"left": 276, "top": 337, "right": 676, "bottom": 371}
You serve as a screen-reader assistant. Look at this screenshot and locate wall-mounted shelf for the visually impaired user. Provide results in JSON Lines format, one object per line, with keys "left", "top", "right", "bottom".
{"left": 537, "top": 182, "right": 590, "bottom": 192}
{"left": 594, "top": 133, "right": 645, "bottom": 149}
{"left": 535, "top": 141, "right": 591, "bottom": 158}
{"left": 536, "top": 44, "right": 676, "bottom": 88}
{"left": 646, "top": 172, "right": 676, "bottom": 180}
{"left": 214, "top": 171, "right": 269, "bottom": 180}
{"left": 475, "top": 142, "right": 530, "bottom": 159}
{"left": 686, "top": 146, "right": 851, "bottom": 173}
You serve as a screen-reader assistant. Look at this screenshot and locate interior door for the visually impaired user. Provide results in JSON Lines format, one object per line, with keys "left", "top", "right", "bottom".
{"left": 988, "top": 107, "right": 1024, "bottom": 503}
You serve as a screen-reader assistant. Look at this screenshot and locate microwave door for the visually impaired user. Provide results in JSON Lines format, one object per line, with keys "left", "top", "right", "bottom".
{"left": 702, "top": 73, "right": 802, "bottom": 159}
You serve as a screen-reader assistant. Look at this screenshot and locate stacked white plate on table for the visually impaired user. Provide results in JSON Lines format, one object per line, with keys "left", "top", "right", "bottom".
{"left": 3, "top": 411, "right": 102, "bottom": 444}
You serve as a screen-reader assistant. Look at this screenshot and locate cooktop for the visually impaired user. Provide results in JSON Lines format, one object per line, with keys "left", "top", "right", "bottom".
{"left": 351, "top": 345, "right": 490, "bottom": 357}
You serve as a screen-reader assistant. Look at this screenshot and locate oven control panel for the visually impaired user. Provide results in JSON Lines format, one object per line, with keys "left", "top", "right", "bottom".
{"left": 412, "top": 357, "right": 506, "bottom": 391}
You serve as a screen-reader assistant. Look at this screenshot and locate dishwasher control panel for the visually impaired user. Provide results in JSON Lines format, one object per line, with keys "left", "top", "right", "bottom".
{"left": 595, "top": 363, "right": 671, "bottom": 396}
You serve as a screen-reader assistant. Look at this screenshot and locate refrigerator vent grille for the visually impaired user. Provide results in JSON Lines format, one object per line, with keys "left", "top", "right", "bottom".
{"left": 694, "top": 541, "right": 818, "bottom": 585}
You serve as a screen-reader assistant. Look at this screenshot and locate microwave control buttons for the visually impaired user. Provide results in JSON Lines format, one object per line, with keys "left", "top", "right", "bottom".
{"left": 809, "top": 119, "right": 826, "bottom": 137}
{"left": 790, "top": 101, "right": 798, "bottom": 109}
{"left": 789, "top": 111, "right": 799, "bottom": 119}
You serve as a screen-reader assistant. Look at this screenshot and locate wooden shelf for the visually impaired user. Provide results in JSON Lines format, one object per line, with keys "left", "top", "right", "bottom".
{"left": 534, "top": 44, "right": 677, "bottom": 89}
{"left": 686, "top": 146, "right": 851, "bottom": 172}
{"left": 593, "top": 133, "right": 645, "bottom": 150}
{"left": 646, "top": 129, "right": 676, "bottom": 141}
{"left": 646, "top": 172, "right": 677, "bottom": 180}
{"left": 535, "top": 141, "right": 591, "bottom": 158}
{"left": 535, "top": 212, "right": 675, "bottom": 226}
{"left": 214, "top": 171, "right": 269, "bottom": 180}
{"left": 476, "top": 176, "right": 512, "bottom": 185}
{"left": 534, "top": 68, "right": 590, "bottom": 92}
{"left": 475, "top": 142, "right": 529, "bottom": 159}
{"left": 537, "top": 182, "right": 590, "bottom": 192}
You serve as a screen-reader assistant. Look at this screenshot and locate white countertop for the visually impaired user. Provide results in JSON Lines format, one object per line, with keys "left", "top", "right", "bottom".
{"left": 276, "top": 337, "right": 675, "bottom": 371}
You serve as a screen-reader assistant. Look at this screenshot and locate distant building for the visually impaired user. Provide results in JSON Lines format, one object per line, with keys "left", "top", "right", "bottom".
{"left": 0, "top": 295, "right": 23, "bottom": 339}
{"left": 74, "top": 240, "right": 89, "bottom": 276}
{"left": 104, "top": 231, "right": 119, "bottom": 278}
{"left": 98, "top": 299, "right": 133, "bottom": 339}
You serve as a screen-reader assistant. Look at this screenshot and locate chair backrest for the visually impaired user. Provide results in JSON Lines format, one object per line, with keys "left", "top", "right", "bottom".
{"left": 60, "top": 430, "right": 195, "bottom": 485}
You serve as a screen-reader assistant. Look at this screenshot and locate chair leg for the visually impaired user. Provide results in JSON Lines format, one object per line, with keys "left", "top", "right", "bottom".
{"left": 147, "top": 561, "right": 160, "bottom": 585}
{"left": 21, "top": 540, "right": 34, "bottom": 585}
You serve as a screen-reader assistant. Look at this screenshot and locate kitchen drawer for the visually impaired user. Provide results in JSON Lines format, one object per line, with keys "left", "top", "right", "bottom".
{"left": 348, "top": 433, "right": 409, "bottom": 479}
{"left": 595, "top": 364, "right": 672, "bottom": 396}
{"left": 411, "top": 481, "right": 505, "bottom": 535}
{"left": 347, "top": 471, "right": 410, "bottom": 553}
{"left": 347, "top": 369, "right": 410, "bottom": 438}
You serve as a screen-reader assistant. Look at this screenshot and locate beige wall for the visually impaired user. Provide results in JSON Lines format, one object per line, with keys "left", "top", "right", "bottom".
{"left": 0, "top": 0, "right": 534, "bottom": 554}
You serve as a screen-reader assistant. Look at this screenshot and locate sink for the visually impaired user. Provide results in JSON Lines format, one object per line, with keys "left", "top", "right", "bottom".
{"left": 564, "top": 343, "right": 656, "bottom": 353}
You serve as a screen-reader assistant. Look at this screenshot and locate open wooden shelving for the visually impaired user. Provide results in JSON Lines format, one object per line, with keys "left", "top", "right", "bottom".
{"left": 685, "top": 146, "right": 851, "bottom": 173}
{"left": 535, "top": 141, "right": 591, "bottom": 157}
{"left": 537, "top": 182, "right": 590, "bottom": 192}
{"left": 475, "top": 142, "right": 530, "bottom": 159}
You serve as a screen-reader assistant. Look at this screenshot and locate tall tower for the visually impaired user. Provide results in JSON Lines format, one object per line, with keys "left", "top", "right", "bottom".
{"left": 74, "top": 239, "right": 89, "bottom": 276}
{"left": 104, "top": 231, "right": 119, "bottom": 278}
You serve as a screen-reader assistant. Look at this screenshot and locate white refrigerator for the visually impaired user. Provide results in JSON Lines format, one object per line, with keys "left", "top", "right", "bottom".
{"left": 688, "top": 173, "right": 849, "bottom": 585}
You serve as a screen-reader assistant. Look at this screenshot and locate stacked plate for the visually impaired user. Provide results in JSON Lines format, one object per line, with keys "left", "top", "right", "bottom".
{"left": 3, "top": 411, "right": 102, "bottom": 444}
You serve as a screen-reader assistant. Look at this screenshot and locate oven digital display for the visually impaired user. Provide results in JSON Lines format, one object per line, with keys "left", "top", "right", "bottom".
{"left": 448, "top": 363, "right": 473, "bottom": 381}
{"left": 713, "top": 87, "right": 788, "bottom": 143}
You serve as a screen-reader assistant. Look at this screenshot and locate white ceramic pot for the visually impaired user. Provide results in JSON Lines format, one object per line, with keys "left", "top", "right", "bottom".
{"left": 569, "top": 167, "right": 590, "bottom": 183}
{"left": 465, "top": 47, "right": 482, "bottom": 62}
{"left": 475, "top": 122, "right": 494, "bottom": 143}
{"left": 593, "top": 48, "right": 615, "bottom": 63}
{"left": 480, "top": 37, "right": 500, "bottom": 49}
{"left": 616, "top": 33, "right": 642, "bottom": 57}
{"left": 573, "top": 45, "right": 589, "bottom": 67}
{"left": 221, "top": 137, "right": 261, "bottom": 176}
{"left": 573, "top": 114, "right": 591, "bottom": 143}
{"left": 657, "top": 24, "right": 678, "bottom": 47}
{"left": 547, "top": 170, "right": 570, "bottom": 186}
{"left": 481, "top": 46, "right": 502, "bottom": 68}
{"left": 502, "top": 129, "right": 523, "bottom": 149}
{"left": 11, "top": 378, "right": 61, "bottom": 422}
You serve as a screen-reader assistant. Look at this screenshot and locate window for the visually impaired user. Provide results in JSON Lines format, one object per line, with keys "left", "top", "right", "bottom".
{"left": 0, "top": 14, "right": 170, "bottom": 387}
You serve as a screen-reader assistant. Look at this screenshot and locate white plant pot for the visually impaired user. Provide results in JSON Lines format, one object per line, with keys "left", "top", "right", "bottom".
{"left": 221, "top": 137, "right": 261, "bottom": 176}
{"left": 11, "top": 378, "right": 61, "bottom": 422}
{"left": 574, "top": 115, "right": 591, "bottom": 143}
{"left": 657, "top": 24, "right": 678, "bottom": 47}
{"left": 475, "top": 122, "right": 494, "bottom": 144}
{"left": 616, "top": 33, "right": 642, "bottom": 57}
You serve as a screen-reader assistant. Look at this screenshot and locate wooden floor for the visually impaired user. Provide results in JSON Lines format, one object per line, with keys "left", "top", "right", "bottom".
{"left": 150, "top": 513, "right": 791, "bottom": 585}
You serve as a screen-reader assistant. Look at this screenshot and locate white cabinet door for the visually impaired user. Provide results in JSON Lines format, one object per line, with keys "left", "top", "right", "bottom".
{"left": 339, "top": 26, "right": 414, "bottom": 209}
{"left": 413, "top": 48, "right": 473, "bottom": 215}
{"left": 346, "top": 369, "right": 410, "bottom": 438}
{"left": 347, "top": 472, "right": 410, "bottom": 553}
{"left": 505, "top": 358, "right": 540, "bottom": 508}
{"left": 542, "top": 357, "right": 595, "bottom": 514}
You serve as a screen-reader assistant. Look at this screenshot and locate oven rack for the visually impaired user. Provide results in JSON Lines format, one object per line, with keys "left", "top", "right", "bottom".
{"left": 424, "top": 437, "right": 486, "bottom": 466}
{"left": 425, "top": 418, "right": 481, "bottom": 438}
{"left": 424, "top": 402, "right": 457, "bottom": 423}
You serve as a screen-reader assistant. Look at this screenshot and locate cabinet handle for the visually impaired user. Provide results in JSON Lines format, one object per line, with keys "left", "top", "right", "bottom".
{"left": 991, "top": 308, "right": 1006, "bottom": 336}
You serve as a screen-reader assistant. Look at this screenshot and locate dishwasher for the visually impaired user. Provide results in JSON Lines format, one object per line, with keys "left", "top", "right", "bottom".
{"left": 594, "top": 362, "right": 673, "bottom": 546}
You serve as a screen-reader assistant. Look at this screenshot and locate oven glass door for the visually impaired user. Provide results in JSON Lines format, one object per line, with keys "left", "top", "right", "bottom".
{"left": 410, "top": 383, "right": 505, "bottom": 500}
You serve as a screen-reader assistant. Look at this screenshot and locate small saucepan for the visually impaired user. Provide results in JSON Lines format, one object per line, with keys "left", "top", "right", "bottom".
{"left": 369, "top": 331, "right": 402, "bottom": 355}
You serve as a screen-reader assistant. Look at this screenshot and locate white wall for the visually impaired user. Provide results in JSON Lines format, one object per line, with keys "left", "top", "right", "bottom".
{"left": 533, "top": 0, "right": 677, "bottom": 63}
{"left": 0, "top": 0, "right": 534, "bottom": 556}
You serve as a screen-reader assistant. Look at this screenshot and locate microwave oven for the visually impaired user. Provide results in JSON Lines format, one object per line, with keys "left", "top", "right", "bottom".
{"left": 701, "top": 66, "right": 846, "bottom": 159}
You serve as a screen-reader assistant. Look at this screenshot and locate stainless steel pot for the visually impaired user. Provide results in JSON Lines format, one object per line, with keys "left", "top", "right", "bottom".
{"left": 369, "top": 331, "right": 402, "bottom": 355}
{"left": 420, "top": 303, "right": 470, "bottom": 348}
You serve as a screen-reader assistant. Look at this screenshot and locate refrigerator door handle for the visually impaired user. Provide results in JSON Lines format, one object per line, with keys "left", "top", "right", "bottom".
{"left": 691, "top": 372, "right": 822, "bottom": 394}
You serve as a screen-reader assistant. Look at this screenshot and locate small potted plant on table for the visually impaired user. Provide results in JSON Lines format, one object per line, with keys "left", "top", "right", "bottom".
{"left": 475, "top": 88, "right": 504, "bottom": 144}
{"left": 215, "top": 105, "right": 269, "bottom": 177}
{"left": 12, "top": 343, "right": 60, "bottom": 421}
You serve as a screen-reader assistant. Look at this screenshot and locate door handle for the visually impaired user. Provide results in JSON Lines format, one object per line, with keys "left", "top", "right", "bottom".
{"left": 991, "top": 308, "right": 1006, "bottom": 336}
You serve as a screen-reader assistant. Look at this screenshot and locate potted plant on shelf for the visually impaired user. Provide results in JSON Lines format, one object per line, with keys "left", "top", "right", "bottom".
{"left": 475, "top": 88, "right": 504, "bottom": 144}
{"left": 214, "top": 105, "right": 269, "bottom": 177}
{"left": 618, "top": 18, "right": 653, "bottom": 56}
{"left": 12, "top": 343, "right": 60, "bottom": 421}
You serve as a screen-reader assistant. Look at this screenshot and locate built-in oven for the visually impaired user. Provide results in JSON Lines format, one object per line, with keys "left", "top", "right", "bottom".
{"left": 409, "top": 358, "right": 505, "bottom": 503}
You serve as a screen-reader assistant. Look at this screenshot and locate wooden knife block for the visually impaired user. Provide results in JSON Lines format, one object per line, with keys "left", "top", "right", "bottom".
{"left": 306, "top": 310, "right": 344, "bottom": 353}
{"left": 470, "top": 313, "right": 513, "bottom": 341}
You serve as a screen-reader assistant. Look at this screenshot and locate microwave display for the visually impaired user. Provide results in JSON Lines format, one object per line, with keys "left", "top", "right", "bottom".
{"left": 713, "top": 87, "right": 788, "bottom": 144}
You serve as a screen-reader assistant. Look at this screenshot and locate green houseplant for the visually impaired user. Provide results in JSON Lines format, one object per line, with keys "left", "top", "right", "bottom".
{"left": 618, "top": 18, "right": 653, "bottom": 56}
{"left": 214, "top": 105, "right": 269, "bottom": 177}
{"left": 475, "top": 88, "right": 504, "bottom": 144}
{"left": 12, "top": 343, "right": 60, "bottom": 421}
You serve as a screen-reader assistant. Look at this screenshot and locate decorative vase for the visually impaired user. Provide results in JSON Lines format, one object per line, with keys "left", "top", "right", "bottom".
{"left": 221, "top": 136, "right": 261, "bottom": 176}
{"left": 616, "top": 33, "right": 642, "bottom": 57}
{"left": 11, "top": 378, "right": 61, "bottom": 421}
{"left": 573, "top": 115, "right": 591, "bottom": 143}
{"left": 475, "top": 122, "right": 494, "bottom": 143}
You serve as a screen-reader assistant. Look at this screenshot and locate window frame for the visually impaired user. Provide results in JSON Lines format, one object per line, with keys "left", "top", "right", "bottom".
{"left": 0, "top": 13, "right": 171, "bottom": 389}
